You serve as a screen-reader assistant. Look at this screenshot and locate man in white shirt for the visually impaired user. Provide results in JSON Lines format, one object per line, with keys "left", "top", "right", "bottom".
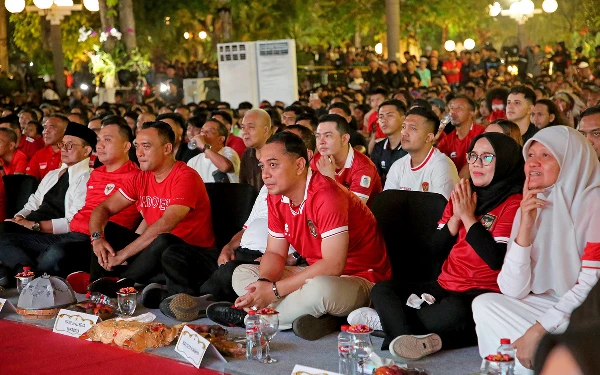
{"left": 187, "top": 118, "right": 240, "bottom": 183}
{"left": 384, "top": 106, "right": 459, "bottom": 200}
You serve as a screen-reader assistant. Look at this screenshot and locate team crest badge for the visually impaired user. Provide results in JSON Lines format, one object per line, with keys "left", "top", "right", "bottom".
{"left": 307, "top": 220, "right": 317, "bottom": 238}
{"left": 360, "top": 175, "right": 371, "bottom": 188}
{"left": 450, "top": 152, "right": 457, "bottom": 159}
{"left": 104, "top": 183, "right": 115, "bottom": 195}
{"left": 422, "top": 182, "right": 430, "bottom": 192}
{"left": 480, "top": 214, "right": 497, "bottom": 231}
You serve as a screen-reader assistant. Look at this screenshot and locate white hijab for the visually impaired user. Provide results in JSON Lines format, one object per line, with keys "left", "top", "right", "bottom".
{"left": 510, "top": 126, "right": 600, "bottom": 297}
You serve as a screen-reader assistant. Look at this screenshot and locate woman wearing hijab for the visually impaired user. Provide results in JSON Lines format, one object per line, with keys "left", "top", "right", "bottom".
{"left": 351, "top": 133, "right": 525, "bottom": 359}
{"left": 472, "top": 126, "right": 600, "bottom": 373}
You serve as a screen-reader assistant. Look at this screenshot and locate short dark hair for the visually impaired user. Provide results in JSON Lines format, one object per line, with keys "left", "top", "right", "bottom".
{"left": 295, "top": 114, "right": 318, "bottom": 131}
{"left": 283, "top": 105, "right": 304, "bottom": 116}
{"left": 0, "top": 127, "right": 17, "bottom": 143}
{"left": 285, "top": 124, "right": 316, "bottom": 152}
{"left": 186, "top": 116, "right": 206, "bottom": 129}
{"left": 102, "top": 121, "right": 134, "bottom": 143}
{"left": 379, "top": 99, "right": 407, "bottom": 114}
{"left": 210, "top": 110, "right": 233, "bottom": 125}
{"left": 388, "top": 60, "right": 398, "bottom": 66}
{"left": 318, "top": 113, "right": 350, "bottom": 135}
{"left": 509, "top": 85, "right": 537, "bottom": 105}
{"left": 580, "top": 104, "right": 600, "bottom": 121}
{"left": 142, "top": 121, "right": 176, "bottom": 146}
{"left": 410, "top": 98, "right": 433, "bottom": 111}
{"left": 101, "top": 115, "right": 127, "bottom": 128}
{"left": 124, "top": 111, "right": 139, "bottom": 121}
{"left": 217, "top": 101, "right": 231, "bottom": 109}
{"left": 156, "top": 113, "right": 185, "bottom": 129}
{"left": 370, "top": 88, "right": 389, "bottom": 98}
{"left": 205, "top": 118, "right": 228, "bottom": 144}
{"left": 19, "top": 109, "right": 38, "bottom": 122}
{"left": 329, "top": 102, "right": 352, "bottom": 117}
{"left": 46, "top": 114, "right": 70, "bottom": 127}
{"left": 450, "top": 94, "right": 477, "bottom": 111}
{"left": 238, "top": 101, "right": 253, "bottom": 110}
{"left": 265, "top": 130, "right": 309, "bottom": 164}
{"left": 535, "top": 99, "right": 568, "bottom": 126}
{"left": 405, "top": 106, "right": 440, "bottom": 134}
{"left": 27, "top": 120, "right": 44, "bottom": 136}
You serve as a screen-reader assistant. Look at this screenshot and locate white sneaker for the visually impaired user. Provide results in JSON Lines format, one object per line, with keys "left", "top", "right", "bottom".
{"left": 389, "top": 333, "right": 442, "bottom": 360}
{"left": 347, "top": 307, "right": 383, "bottom": 331}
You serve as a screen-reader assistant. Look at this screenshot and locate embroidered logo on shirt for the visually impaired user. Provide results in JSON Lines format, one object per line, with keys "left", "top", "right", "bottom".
{"left": 360, "top": 175, "right": 371, "bottom": 188}
{"left": 480, "top": 214, "right": 497, "bottom": 231}
{"left": 307, "top": 220, "right": 317, "bottom": 238}
{"left": 40, "top": 162, "right": 47, "bottom": 170}
{"left": 284, "top": 223, "right": 289, "bottom": 236}
{"left": 381, "top": 161, "right": 386, "bottom": 168}
{"left": 422, "top": 182, "right": 429, "bottom": 192}
{"left": 104, "top": 183, "right": 115, "bottom": 195}
{"left": 450, "top": 152, "right": 457, "bottom": 159}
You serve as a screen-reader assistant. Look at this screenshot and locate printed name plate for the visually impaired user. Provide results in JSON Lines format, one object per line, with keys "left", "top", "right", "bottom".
{"left": 53, "top": 309, "right": 98, "bottom": 338}
{"left": 174, "top": 325, "right": 212, "bottom": 368}
{"left": 291, "top": 365, "right": 343, "bottom": 375}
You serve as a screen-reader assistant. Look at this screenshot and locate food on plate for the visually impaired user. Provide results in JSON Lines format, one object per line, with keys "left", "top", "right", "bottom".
{"left": 117, "top": 287, "right": 137, "bottom": 294}
{"left": 374, "top": 365, "right": 429, "bottom": 375}
{"left": 256, "top": 307, "right": 279, "bottom": 315}
{"left": 484, "top": 353, "right": 514, "bottom": 362}
{"left": 67, "top": 300, "right": 115, "bottom": 320}
{"left": 347, "top": 324, "right": 373, "bottom": 333}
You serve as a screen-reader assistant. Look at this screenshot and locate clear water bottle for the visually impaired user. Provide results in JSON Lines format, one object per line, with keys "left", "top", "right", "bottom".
{"left": 245, "top": 310, "right": 263, "bottom": 360}
{"left": 85, "top": 291, "right": 117, "bottom": 308}
{"left": 497, "top": 338, "right": 515, "bottom": 375}
{"left": 338, "top": 325, "right": 355, "bottom": 375}
{"left": 187, "top": 140, "right": 197, "bottom": 150}
{"left": 440, "top": 114, "right": 452, "bottom": 130}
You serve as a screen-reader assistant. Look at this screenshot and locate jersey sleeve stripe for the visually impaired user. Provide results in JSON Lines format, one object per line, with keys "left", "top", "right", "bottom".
{"left": 582, "top": 260, "right": 600, "bottom": 269}
{"left": 353, "top": 192, "right": 370, "bottom": 199}
{"left": 119, "top": 188, "right": 135, "bottom": 202}
{"left": 437, "top": 223, "right": 445, "bottom": 230}
{"left": 268, "top": 229, "right": 285, "bottom": 239}
{"left": 494, "top": 237, "right": 510, "bottom": 244}
{"left": 321, "top": 226, "right": 349, "bottom": 239}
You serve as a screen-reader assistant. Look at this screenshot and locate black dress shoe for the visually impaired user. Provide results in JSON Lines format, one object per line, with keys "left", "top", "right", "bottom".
{"left": 0, "top": 264, "right": 12, "bottom": 287}
{"left": 87, "top": 277, "right": 135, "bottom": 298}
{"left": 140, "top": 283, "right": 168, "bottom": 309}
{"left": 206, "top": 301, "right": 247, "bottom": 327}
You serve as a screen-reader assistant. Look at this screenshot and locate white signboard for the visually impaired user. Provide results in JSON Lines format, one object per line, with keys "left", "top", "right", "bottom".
{"left": 53, "top": 309, "right": 98, "bottom": 338}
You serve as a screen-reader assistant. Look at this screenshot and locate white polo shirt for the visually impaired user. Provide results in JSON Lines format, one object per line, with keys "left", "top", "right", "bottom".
{"left": 383, "top": 147, "right": 458, "bottom": 200}
{"left": 187, "top": 146, "right": 240, "bottom": 183}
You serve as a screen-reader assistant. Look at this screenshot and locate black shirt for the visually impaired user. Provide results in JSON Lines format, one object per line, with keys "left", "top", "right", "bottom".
{"left": 27, "top": 170, "right": 69, "bottom": 222}
{"left": 370, "top": 138, "right": 408, "bottom": 179}
{"left": 522, "top": 123, "right": 538, "bottom": 144}
{"left": 386, "top": 71, "right": 406, "bottom": 89}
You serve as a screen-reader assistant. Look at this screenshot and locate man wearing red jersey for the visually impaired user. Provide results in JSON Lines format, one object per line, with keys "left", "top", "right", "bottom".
{"left": 0, "top": 128, "right": 28, "bottom": 175}
{"left": 26, "top": 114, "right": 68, "bottom": 180}
{"left": 88, "top": 121, "right": 215, "bottom": 284}
{"left": 437, "top": 95, "right": 485, "bottom": 178}
{"left": 0, "top": 115, "right": 43, "bottom": 160}
{"left": 208, "top": 132, "right": 391, "bottom": 340}
{"left": 442, "top": 51, "right": 462, "bottom": 87}
{"left": 311, "top": 114, "right": 382, "bottom": 206}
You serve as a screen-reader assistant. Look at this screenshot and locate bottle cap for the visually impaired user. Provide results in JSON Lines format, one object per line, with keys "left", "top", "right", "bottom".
{"left": 248, "top": 310, "right": 256, "bottom": 315}
{"left": 23, "top": 266, "right": 31, "bottom": 271}
{"left": 341, "top": 325, "right": 350, "bottom": 331}
{"left": 500, "top": 338, "right": 511, "bottom": 345}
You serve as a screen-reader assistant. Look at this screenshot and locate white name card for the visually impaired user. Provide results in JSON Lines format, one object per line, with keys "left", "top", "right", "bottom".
{"left": 175, "top": 325, "right": 211, "bottom": 368}
{"left": 292, "top": 365, "right": 342, "bottom": 375}
{"left": 0, "top": 298, "right": 16, "bottom": 317}
{"left": 53, "top": 309, "right": 98, "bottom": 338}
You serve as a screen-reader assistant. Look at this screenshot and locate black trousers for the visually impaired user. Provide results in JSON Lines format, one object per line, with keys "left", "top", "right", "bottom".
{"left": 89, "top": 223, "right": 184, "bottom": 284}
{"left": 371, "top": 279, "right": 490, "bottom": 350}
{"left": 161, "top": 243, "right": 223, "bottom": 297}
{"left": 197, "top": 247, "right": 262, "bottom": 301}
{"left": 0, "top": 221, "right": 89, "bottom": 277}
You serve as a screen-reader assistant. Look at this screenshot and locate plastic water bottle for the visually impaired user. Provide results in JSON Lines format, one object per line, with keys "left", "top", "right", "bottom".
{"left": 187, "top": 140, "right": 198, "bottom": 150}
{"left": 338, "top": 325, "right": 355, "bottom": 375}
{"left": 245, "top": 310, "right": 263, "bottom": 360}
{"left": 497, "top": 338, "right": 515, "bottom": 375}
{"left": 85, "top": 291, "right": 117, "bottom": 308}
{"left": 440, "top": 114, "right": 452, "bottom": 130}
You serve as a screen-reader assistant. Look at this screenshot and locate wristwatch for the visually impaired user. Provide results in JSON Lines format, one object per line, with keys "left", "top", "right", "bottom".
{"left": 202, "top": 143, "right": 212, "bottom": 152}
{"left": 31, "top": 222, "right": 41, "bottom": 232}
{"left": 291, "top": 251, "right": 302, "bottom": 265}
{"left": 90, "top": 231, "right": 104, "bottom": 242}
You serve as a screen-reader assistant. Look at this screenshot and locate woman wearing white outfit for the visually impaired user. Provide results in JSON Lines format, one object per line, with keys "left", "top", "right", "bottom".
{"left": 472, "top": 126, "right": 600, "bottom": 373}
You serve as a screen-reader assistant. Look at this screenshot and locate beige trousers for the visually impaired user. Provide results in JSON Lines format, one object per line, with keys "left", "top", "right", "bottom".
{"left": 232, "top": 264, "right": 373, "bottom": 329}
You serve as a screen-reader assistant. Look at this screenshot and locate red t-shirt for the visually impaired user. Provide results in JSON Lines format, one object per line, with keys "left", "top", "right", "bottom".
{"left": 437, "top": 194, "right": 522, "bottom": 293}
{"left": 226, "top": 134, "right": 246, "bottom": 159}
{"left": 367, "top": 111, "right": 386, "bottom": 139}
{"left": 310, "top": 147, "right": 382, "bottom": 206}
{"left": 267, "top": 170, "right": 391, "bottom": 283}
{"left": 70, "top": 161, "right": 142, "bottom": 235}
{"left": 18, "top": 136, "right": 44, "bottom": 160}
{"left": 442, "top": 59, "right": 463, "bottom": 84}
{"left": 25, "top": 145, "right": 62, "bottom": 180}
{"left": 437, "top": 124, "right": 485, "bottom": 172}
{"left": 119, "top": 161, "right": 215, "bottom": 248}
{"left": 1, "top": 149, "right": 28, "bottom": 175}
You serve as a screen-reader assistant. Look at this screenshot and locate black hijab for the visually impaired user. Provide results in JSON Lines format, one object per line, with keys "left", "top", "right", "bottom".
{"left": 468, "top": 132, "right": 525, "bottom": 216}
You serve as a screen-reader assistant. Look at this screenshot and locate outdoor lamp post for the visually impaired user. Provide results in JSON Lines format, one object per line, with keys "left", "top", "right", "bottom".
{"left": 488, "top": 0, "right": 558, "bottom": 46}
{"left": 5, "top": 0, "right": 99, "bottom": 96}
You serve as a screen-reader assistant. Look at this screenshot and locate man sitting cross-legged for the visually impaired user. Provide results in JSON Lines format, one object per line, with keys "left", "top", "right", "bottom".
{"left": 206, "top": 131, "right": 391, "bottom": 340}
{"left": 87, "top": 121, "right": 216, "bottom": 292}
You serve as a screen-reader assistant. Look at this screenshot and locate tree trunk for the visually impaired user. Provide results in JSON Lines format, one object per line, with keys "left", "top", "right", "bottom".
{"left": 0, "top": 6, "right": 8, "bottom": 73}
{"left": 118, "top": 0, "right": 136, "bottom": 52}
{"left": 98, "top": 0, "right": 116, "bottom": 51}
{"left": 50, "top": 24, "right": 66, "bottom": 97}
{"left": 385, "top": 0, "right": 400, "bottom": 61}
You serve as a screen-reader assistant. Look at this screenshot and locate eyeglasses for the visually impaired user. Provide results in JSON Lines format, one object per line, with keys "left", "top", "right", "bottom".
{"left": 466, "top": 152, "right": 495, "bottom": 166}
{"left": 57, "top": 141, "right": 85, "bottom": 151}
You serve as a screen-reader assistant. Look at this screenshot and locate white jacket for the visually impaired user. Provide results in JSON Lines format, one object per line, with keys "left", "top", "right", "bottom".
{"left": 17, "top": 158, "right": 91, "bottom": 234}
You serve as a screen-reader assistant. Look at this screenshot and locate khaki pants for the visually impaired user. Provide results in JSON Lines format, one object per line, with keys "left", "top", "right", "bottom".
{"left": 232, "top": 264, "right": 373, "bottom": 329}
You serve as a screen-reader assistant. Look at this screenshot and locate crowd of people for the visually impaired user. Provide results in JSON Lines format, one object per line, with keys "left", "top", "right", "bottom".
{"left": 0, "top": 41, "right": 598, "bottom": 375}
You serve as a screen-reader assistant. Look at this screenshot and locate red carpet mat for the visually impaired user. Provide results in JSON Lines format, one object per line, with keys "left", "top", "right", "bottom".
{"left": 0, "top": 320, "right": 225, "bottom": 375}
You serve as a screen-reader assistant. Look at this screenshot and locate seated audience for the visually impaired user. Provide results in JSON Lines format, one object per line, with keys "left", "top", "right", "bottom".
{"left": 239, "top": 109, "right": 272, "bottom": 193}
{"left": 358, "top": 132, "right": 524, "bottom": 360}
{"left": 211, "top": 110, "right": 247, "bottom": 157}
{"left": 370, "top": 99, "right": 408, "bottom": 181}
{"left": 472, "top": 126, "right": 600, "bottom": 373}
{"left": 26, "top": 114, "right": 69, "bottom": 180}
{"left": 0, "top": 128, "right": 28, "bottom": 175}
{"left": 156, "top": 113, "right": 199, "bottom": 163}
{"left": 578, "top": 105, "right": 600, "bottom": 159}
{"left": 187, "top": 118, "right": 240, "bottom": 183}
{"left": 384, "top": 107, "right": 459, "bottom": 200}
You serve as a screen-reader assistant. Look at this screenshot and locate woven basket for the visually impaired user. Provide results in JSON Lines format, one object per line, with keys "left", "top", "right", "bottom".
{"left": 16, "top": 307, "right": 61, "bottom": 320}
